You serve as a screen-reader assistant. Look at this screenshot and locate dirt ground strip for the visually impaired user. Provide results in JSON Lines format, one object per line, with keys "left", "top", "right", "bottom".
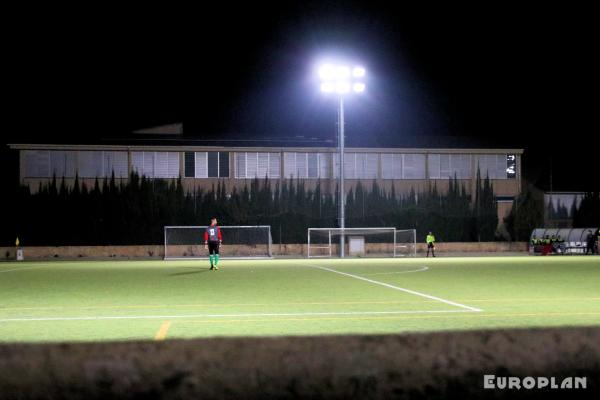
{"left": 0, "top": 327, "right": 598, "bottom": 399}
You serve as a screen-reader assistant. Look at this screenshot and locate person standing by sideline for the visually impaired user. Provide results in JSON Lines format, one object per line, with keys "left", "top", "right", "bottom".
{"left": 204, "top": 217, "right": 223, "bottom": 270}
{"left": 584, "top": 230, "right": 595, "bottom": 255}
{"left": 426, "top": 231, "right": 436, "bottom": 258}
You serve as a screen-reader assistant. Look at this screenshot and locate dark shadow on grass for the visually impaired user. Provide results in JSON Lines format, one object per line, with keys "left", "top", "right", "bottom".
{"left": 169, "top": 269, "right": 212, "bottom": 277}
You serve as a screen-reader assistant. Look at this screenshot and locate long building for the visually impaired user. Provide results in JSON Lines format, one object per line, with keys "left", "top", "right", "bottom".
{"left": 8, "top": 140, "right": 523, "bottom": 223}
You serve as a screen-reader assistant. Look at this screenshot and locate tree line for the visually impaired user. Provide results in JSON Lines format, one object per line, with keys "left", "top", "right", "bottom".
{"left": 3, "top": 172, "right": 506, "bottom": 246}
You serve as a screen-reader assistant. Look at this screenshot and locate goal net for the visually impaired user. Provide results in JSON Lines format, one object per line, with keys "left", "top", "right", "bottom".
{"left": 164, "top": 226, "right": 272, "bottom": 260}
{"left": 307, "top": 228, "right": 416, "bottom": 258}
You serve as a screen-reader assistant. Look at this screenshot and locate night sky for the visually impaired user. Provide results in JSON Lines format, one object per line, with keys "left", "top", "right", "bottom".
{"left": 3, "top": 2, "right": 598, "bottom": 191}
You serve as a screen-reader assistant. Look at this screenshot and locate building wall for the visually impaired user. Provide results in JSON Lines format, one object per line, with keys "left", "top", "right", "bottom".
{"left": 12, "top": 144, "right": 523, "bottom": 224}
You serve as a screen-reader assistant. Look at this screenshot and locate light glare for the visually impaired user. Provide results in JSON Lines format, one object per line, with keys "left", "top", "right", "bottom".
{"left": 320, "top": 82, "right": 335, "bottom": 93}
{"left": 353, "top": 82, "right": 366, "bottom": 93}
{"left": 318, "top": 64, "right": 335, "bottom": 80}
{"left": 352, "top": 67, "right": 365, "bottom": 78}
{"left": 336, "top": 66, "right": 351, "bottom": 79}
{"left": 335, "top": 81, "right": 351, "bottom": 94}
{"left": 318, "top": 61, "right": 366, "bottom": 96}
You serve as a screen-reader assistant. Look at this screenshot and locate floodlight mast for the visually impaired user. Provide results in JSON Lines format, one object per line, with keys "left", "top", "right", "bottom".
{"left": 318, "top": 62, "right": 365, "bottom": 257}
{"left": 338, "top": 95, "right": 345, "bottom": 257}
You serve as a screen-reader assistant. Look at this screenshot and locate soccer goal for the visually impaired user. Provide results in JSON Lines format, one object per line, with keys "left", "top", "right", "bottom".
{"left": 164, "top": 226, "right": 273, "bottom": 260}
{"left": 307, "top": 228, "right": 416, "bottom": 258}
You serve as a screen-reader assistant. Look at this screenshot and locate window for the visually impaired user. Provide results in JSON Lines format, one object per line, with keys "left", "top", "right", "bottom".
{"left": 195, "top": 152, "right": 208, "bottom": 178}
{"left": 478, "top": 154, "right": 507, "bottom": 179}
{"left": 235, "top": 152, "right": 280, "bottom": 178}
{"left": 452, "top": 154, "right": 471, "bottom": 179}
{"left": 402, "top": 154, "right": 426, "bottom": 179}
{"left": 296, "top": 152, "right": 308, "bottom": 178}
{"left": 428, "top": 154, "right": 471, "bottom": 179}
{"left": 307, "top": 153, "right": 319, "bottom": 178}
{"left": 184, "top": 152, "right": 195, "bottom": 178}
{"left": 283, "top": 152, "right": 320, "bottom": 178}
{"left": 78, "top": 151, "right": 103, "bottom": 178}
{"left": 186, "top": 152, "right": 229, "bottom": 178}
{"left": 219, "top": 152, "right": 230, "bottom": 177}
{"left": 24, "top": 150, "right": 50, "bottom": 178}
{"left": 257, "top": 152, "right": 269, "bottom": 178}
{"left": 132, "top": 152, "right": 179, "bottom": 178}
{"left": 50, "top": 151, "right": 76, "bottom": 178}
{"left": 381, "top": 154, "right": 402, "bottom": 179}
{"left": 333, "top": 153, "right": 378, "bottom": 179}
{"left": 208, "top": 152, "right": 219, "bottom": 178}
{"left": 319, "top": 153, "right": 332, "bottom": 178}
{"left": 268, "top": 153, "right": 280, "bottom": 178}
{"left": 246, "top": 152, "right": 258, "bottom": 178}
{"left": 355, "top": 153, "right": 378, "bottom": 179}
{"left": 103, "top": 151, "right": 128, "bottom": 178}
{"left": 235, "top": 152, "right": 246, "bottom": 178}
{"left": 344, "top": 153, "right": 356, "bottom": 179}
{"left": 154, "top": 152, "right": 179, "bottom": 178}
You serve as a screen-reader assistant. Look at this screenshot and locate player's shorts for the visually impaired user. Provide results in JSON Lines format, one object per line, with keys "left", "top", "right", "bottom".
{"left": 427, "top": 243, "right": 435, "bottom": 249}
{"left": 208, "top": 241, "right": 220, "bottom": 254}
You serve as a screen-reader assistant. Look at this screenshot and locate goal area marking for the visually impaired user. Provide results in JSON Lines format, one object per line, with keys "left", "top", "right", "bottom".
{"left": 306, "top": 263, "right": 482, "bottom": 312}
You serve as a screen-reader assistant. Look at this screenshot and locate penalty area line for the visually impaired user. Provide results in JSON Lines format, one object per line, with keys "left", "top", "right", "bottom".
{"left": 308, "top": 264, "right": 482, "bottom": 312}
{"left": 363, "top": 266, "right": 429, "bottom": 275}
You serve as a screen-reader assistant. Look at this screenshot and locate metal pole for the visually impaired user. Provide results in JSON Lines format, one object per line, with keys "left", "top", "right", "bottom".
{"left": 307, "top": 228, "right": 310, "bottom": 258}
{"left": 339, "top": 96, "right": 345, "bottom": 257}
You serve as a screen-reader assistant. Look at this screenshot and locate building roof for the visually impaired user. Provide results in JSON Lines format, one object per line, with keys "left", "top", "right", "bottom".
{"left": 7, "top": 134, "right": 524, "bottom": 154}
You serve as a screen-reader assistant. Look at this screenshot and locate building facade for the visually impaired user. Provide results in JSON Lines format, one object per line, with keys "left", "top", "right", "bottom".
{"left": 9, "top": 143, "right": 523, "bottom": 222}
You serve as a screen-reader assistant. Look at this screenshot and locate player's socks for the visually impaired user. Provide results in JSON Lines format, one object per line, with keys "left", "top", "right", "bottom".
{"left": 209, "top": 255, "right": 214, "bottom": 267}
{"left": 215, "top": 254, "right": 219, "bottom": 266}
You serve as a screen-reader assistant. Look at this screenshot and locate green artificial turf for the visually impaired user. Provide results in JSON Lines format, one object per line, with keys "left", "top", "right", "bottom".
{"left": 0, "top": 256, "right": 598, "bottom": 342}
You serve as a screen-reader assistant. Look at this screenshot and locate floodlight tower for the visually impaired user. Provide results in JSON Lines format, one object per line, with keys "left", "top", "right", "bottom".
{"left": 318, "top": 63, "right": 366, "bottom": 257}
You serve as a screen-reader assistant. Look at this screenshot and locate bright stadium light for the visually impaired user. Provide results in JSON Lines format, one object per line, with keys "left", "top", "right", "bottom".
{"left": 317, "top": 63, "right": 366, "bottom": 96}
{"left": 353, "top": 82, "right": 365, "bottom": 93}
{"left": 336, "top": 66, "right": 351, "bottom": 79}
{"left": 316, "top": 61, "right": 366, "bottom": 257}
{"left": 318, "top": 64, "right": 334, "bottom": 80}
{"left": 352, "top": 66, "right": 365, "bottom": 78}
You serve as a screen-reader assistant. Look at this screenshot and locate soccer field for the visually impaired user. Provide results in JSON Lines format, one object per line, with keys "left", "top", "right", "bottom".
{"left": 1, "top": 257, "right": 599, "bottom": 343}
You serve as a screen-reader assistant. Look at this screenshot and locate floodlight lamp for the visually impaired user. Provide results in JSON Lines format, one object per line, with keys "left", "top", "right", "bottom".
{"left": 318, "top": 64, "right": 335, "bottom": 81}
{"left": 335, "top": 66, "right": 351, "bottom": 80}
{"left": 352, "top": 67, "right": 365, "bottom": 78}
{"left": 353, "top": 82, "right": 366, "bottom": 93}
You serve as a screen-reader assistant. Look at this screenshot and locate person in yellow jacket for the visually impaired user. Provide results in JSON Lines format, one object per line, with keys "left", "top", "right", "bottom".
{"left": 426, "top": 231, "right": 436, "bottom": 258}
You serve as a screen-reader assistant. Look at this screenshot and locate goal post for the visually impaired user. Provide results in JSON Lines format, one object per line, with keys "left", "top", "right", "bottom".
{"left": 164, "top": 225, "right": 273, "bottom": 260}
{"left": 394, "top": 229, "right": 417, "bottom": 258}
{"left": 307, "top": 227, "right": 416, "bottom": 258}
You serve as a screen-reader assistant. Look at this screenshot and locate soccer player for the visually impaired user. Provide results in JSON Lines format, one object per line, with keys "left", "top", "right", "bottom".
{"left": 204, "top": 217, "right": 222, "bottom": 270}
{"left": 426, "top": 231, "right": 436, "bottom": 257}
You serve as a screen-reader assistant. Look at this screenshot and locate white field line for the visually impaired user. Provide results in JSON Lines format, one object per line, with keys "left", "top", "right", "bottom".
{"left": 363, "top": 266, "right": 429, "bottom": 275}
{"left": 0, "top": 265, "right": 50, "bottom": 273}
{"left": 309, "top": 264, "right": 482, "bottom": 312}
{"left": 0, "top": 309, "right": 475, "bottom": 323}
